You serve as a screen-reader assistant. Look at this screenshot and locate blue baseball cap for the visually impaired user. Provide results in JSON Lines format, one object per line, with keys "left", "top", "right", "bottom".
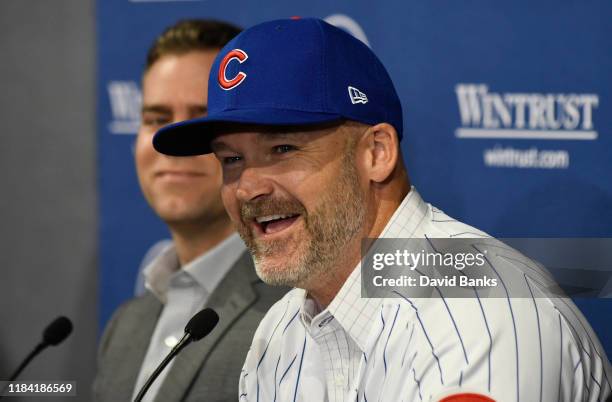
{"left": 153, "top": 17, "right": 403, "bottom": 156}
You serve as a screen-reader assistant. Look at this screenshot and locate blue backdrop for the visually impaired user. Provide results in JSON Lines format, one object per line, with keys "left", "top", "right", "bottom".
{"left": 98, "top": 0, "right": 611, "bottom": 351}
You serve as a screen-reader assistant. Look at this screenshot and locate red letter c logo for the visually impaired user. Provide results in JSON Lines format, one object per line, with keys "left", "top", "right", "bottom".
{"left": 218, "top": 49, "right": 248, "bottom": 90}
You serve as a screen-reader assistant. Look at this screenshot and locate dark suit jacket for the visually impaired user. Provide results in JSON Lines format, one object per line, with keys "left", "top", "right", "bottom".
{"left": 93, "top": 251, "right": 287, "bottom": 401}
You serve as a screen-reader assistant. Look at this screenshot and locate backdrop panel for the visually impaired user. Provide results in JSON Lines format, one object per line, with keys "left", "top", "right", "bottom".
{"left": 98, "top": 0, "right": 611, "bottom": 352}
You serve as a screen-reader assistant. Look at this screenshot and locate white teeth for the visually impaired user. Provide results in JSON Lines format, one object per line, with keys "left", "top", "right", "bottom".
{"left": 255, "top": 214, "right": 295, "bottom": 224}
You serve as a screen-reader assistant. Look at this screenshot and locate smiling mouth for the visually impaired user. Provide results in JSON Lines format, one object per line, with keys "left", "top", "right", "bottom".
{"left": 254, "top": 214, "right": 301, "bottom": 235}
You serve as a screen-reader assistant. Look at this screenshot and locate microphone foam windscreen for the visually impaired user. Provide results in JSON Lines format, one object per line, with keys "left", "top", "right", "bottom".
{"left": 43, "top": 316, "right": 73, "bottom": 346}
{"left": 185, "top": 308, "right": 219, "bottom": 341}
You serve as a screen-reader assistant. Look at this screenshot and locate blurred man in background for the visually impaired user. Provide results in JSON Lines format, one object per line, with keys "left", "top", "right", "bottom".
{"left": 93, "top": 19, "right": 286, "bottom": 401}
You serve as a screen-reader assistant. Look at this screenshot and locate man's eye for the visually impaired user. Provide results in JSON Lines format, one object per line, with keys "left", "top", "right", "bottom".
{"left": 223, "top": 156, "right": 242, "bottom": 165}
{"left": 273, "top": 145, "right": 296, "bottom": 154}
{"left": 142, "top": 116, "right": 170, "bottom": 127}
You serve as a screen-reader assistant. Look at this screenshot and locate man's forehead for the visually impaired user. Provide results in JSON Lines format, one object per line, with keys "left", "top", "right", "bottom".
{"left": 210, "top": 127, "right": 334, "bottom": 150}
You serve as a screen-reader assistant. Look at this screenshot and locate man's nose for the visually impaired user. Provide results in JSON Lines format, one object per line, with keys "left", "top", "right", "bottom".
{"left": 235, "top": 166, "right": 274, "bottom": 202}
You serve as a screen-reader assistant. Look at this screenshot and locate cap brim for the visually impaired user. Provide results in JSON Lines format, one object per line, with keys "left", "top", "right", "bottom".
{"left": 153, "top": 108, "right": 343, "bottom": 156}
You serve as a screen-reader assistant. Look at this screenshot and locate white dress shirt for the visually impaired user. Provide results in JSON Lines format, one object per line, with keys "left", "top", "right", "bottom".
{"left": 239, "top": 188, "right": 611, "bottom": 402}
{"left": 132, "top": 233, "right": 245, "bottom": 402}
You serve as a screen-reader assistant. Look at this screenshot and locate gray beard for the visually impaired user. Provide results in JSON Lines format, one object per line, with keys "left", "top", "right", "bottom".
{"left": 244, "top": 153, "right": 366, "bottom": 288}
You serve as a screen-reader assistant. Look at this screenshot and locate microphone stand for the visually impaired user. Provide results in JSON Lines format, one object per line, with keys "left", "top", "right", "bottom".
{"left": 133, "top": 332, "right": 192, "bottom": 402}
{"left": 8, "top": 342, "right": 47, "bottom": 381}
{"left": 0, "top": 342, "right": 48, "bottom": 400}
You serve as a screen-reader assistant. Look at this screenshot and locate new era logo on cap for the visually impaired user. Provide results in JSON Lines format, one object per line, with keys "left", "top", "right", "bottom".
{"left": 348, "top": 86, "right": 368, "bottom": 104}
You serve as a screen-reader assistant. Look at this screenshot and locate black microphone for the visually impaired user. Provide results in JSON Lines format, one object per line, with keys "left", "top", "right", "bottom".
{"left": 133, "top": 308, "right": 219, "bottom": 402}
{"left": 6, "top": 316, "right": 73, "bottom": 381}
{"left": 0, "top": 316, "right": 73, "bottom": 399}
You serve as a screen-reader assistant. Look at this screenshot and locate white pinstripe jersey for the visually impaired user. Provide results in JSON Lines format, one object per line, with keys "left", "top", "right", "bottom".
{"left": 239, "top": 188, "right": 611, "bottom": 402}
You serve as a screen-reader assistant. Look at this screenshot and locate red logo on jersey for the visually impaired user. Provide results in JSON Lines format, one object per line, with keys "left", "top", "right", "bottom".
{"left": 439, "top": 393, "right": 495, "bottom": 402}
{"left": 218, "top": 49, "right": 248, "bottom": 90}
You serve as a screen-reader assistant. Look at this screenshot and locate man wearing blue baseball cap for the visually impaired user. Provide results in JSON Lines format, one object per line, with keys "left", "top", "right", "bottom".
{"left": 154, "top": 18, "right": 611, "bottom": 402}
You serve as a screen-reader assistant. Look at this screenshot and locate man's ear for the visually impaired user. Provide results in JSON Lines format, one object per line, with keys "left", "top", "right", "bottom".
{"left": 360, "top": 123, "right": 399, "bottom": 183}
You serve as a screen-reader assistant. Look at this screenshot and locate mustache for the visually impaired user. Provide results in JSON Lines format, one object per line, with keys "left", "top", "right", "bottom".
{"left": 240, "top": 197, "right": 306, "bottom": 221}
